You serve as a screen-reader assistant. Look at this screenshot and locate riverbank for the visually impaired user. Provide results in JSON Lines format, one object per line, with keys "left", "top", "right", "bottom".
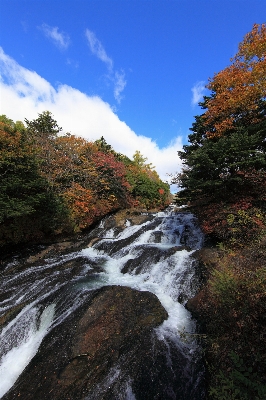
{"left": 186, "top": 205, "right": 266, "bottom": 399}
{"left": 0, "top": 208, "right": 156, "bottom": 267}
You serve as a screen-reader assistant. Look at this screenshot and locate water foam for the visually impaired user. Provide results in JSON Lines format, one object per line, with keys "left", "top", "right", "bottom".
{"left": 0, "top": 304, "right": 55, "bottom": 398}
{"left": 0, "top": 209, "right": 204, "bottom": 397}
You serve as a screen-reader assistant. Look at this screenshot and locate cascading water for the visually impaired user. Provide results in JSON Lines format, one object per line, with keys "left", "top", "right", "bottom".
{"left": 0, "top": 208, "right": 205, "bottom": 399}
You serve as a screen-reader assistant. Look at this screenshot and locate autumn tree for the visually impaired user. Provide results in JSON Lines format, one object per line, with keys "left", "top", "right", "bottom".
{"left": 51, "top": 135, "right": 97, "bottom": 191}
{"left": 92, "top": 151, "right": 131, "bottom": 202}
{"left": 125, "top": 151, "right": 170, "bottom": 209}
{"left": 132, "top": 150, "right": 155, "bottom": 171}
{"left": 0, "top": 116, "right": 65, "bottom": 244}
{"left": 204, "top": 23, "right": 266, "bottom": 138}
{"left": 0, "top": 112, "right": 171, "bottom": 243}
{"left": 175, "top": 24, "right": 266, "bottom": 242}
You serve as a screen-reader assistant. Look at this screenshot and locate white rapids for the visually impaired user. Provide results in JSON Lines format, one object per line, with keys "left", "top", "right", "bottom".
{"left": 0, "top": 304, "right": 55, "bottom": 398}
{"left": 0, "top": 208, "right": 204, "bottom": 399}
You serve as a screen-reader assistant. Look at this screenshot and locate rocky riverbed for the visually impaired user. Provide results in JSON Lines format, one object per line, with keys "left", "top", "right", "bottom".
{"left": 1, "top": 208, "right": 206, "bottom": 400}
{"left": 4, "top": 286, "right": 169, "bottom": 400}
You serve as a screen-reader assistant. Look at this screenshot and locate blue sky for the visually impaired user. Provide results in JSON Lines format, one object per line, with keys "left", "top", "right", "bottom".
{"left": 0, "top": 0, "right": 265, "bottom": 187}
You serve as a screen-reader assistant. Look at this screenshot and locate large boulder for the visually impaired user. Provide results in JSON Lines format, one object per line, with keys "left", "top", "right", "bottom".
{"left": 4, "top": 286, "right": 168, "bottom": 400}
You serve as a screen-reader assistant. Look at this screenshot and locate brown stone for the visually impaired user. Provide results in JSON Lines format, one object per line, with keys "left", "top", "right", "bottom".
{"left": 4, "top": 286, "right": 168, "bottom": 400}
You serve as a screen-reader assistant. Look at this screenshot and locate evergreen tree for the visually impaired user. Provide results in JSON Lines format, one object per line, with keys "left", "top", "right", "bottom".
{"left": 175, "top": 24, "right": 266, "bottom": 205}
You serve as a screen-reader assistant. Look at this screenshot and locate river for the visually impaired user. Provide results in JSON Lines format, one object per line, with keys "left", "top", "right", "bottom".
{"left": 0, "top": 208, "right": 205, "bottom": 399}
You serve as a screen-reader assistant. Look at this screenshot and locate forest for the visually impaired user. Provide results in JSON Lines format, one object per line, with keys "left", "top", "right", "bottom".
{"left": 0, "top": 112, "right": 171, "bottom": 247}
{"left": 173, "top": 23, "right": 266, "bottom": 399}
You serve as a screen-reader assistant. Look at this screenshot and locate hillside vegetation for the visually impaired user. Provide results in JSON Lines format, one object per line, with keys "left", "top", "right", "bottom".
{"left": 0, "top": 112, "right": 170, "bottom": 247}
{"left": 174, "top": 24, "right": 266, "bottom": 399}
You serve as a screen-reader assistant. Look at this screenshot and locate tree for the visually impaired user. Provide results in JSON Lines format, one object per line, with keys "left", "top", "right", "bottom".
{"left": 204, "top": 23, "right": 266, "bottom": 138}
{"left": 133, "top": 150, "right": 155, "bottom": 171}
{"left": 174, "top": 24, "right": 266, "bottom": 243}
{"left": 94, "top": 136, "right": 114, "bottom": 154}
{"left": 176, "top": 123, "right": 266, "bottom": 202}
{"left": 0, "top": 118, "right": 65, "bottom": 244}
{"left": 124, "top": 151, "right": 170, "bottom": 209}
{"left": 175, "top": 24, "right": 266, "bottom": 203}
{"left": 25, "top": 111, "right": 62, "bottom": 139}
{"left": 49, "top": 135, "right": 97, "bottom": 192}
{"left": 25, "top": 111, "right": 63, "bottom": 184}
{"left": 0, "top": 112, "right": 171, "bottom": 242}
{"left": 0, "top": 115, "right": 26, "bottom": 133}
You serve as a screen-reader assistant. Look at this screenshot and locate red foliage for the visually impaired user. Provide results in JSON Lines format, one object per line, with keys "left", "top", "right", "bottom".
{"left": 231, "top": 198, "right": 253, "bottom": 211}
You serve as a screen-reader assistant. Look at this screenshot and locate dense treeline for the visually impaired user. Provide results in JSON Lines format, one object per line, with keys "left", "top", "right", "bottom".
{"left": 174, "top": 24, "right": 266, "bottom": 399}
{"left": 0, "top": 112, "right": 170, "bottom": 246}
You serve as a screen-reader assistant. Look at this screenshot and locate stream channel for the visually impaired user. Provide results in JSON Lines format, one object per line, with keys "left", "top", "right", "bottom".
{"left": 0, "top": 208, "right": 205, "bottom": 399}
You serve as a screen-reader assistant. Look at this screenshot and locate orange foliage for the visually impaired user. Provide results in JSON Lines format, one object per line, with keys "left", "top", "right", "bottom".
{"left": 0, "top": 122, "right": 34, "bottom": 159}
{"left": 63, "top": 183, "right": 95, "bottom": 229}
{"left": 205, "top": 24, "right": 266, "bottom": 137}
{"left": 1, "top": 113, "right": 171, "bottom": 243}
{"left": 58, "top": 141, "right": 133, "bottom": 230}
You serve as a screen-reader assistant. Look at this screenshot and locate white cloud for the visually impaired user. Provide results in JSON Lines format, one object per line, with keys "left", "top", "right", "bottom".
{"left": 40, "top": 24, "right": 70, "bottom": 50}
{"left": 85, "top": 29, "right": 113, "bottom": 72}
{"left": 191, "top": 81, "right": 206, "bottom": 106}
{"left": 66, "top": 58, "right": 79, "bottom": 69}
{"left": 114, "top": 70, "right": 127, "bottom": 103}
{"left": 0, "top": 48, "right": 183, "bottom": 188}
{"left": 85, "top": 29, "right": 127, "bottom": 103}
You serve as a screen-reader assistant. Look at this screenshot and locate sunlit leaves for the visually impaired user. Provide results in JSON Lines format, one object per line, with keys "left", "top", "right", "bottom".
{"left": 63, "top": 183, "right": 95, "bottom": 229}
{"left": 205, "top": 24, "right": 266, "bottom": 137}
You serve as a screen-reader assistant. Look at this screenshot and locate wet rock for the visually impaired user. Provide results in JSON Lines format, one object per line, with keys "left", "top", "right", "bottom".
{"left": 113, "top": 209, "right": 154, "bottom": 228}
{"left": 87, "top": 237, "right": 101, "bottom": 247}
{"left": 0, "top": 302, "right": 26, "bottom": 329}
{"left": 26, "top": 242, "right": 76, "bottom": 263}
{"left": 180, "top": 224, "right": 193, "bottom": 247}
{"left": 0, "top": 255, "right": 105, "bottom": 332}
{"left": 94, "top": 219, "right": 162, "bottom": 255}
{"left": 179, "top": 218, "right": 203, "bottom": 250}
{"left": 185, "top": 247, "right": 220, "bottom": 320}
{"left": 0, "top": 209, "right": 159, "bottom": 273}
{"left": 4, "top": 286, "right": 168, "bottom": 400}
{"left": 121, "top": 245, "right": 182, "bottom": 274}
{"left": 186, "top": 289, "right": 208, "bottom": 319}
{"left": 150, "top": 230, "right": 163, "bottom": 243}
{"left": 192, "top": 247, "right": 221, "bottom": 269}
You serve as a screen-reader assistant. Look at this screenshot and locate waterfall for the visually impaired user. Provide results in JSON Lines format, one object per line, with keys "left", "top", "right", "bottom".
{"left": 0, "top": 304, "right": 55, "bottom": 398}
{"left": 0, "top": 208, "right": 205, "bottom": 399}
